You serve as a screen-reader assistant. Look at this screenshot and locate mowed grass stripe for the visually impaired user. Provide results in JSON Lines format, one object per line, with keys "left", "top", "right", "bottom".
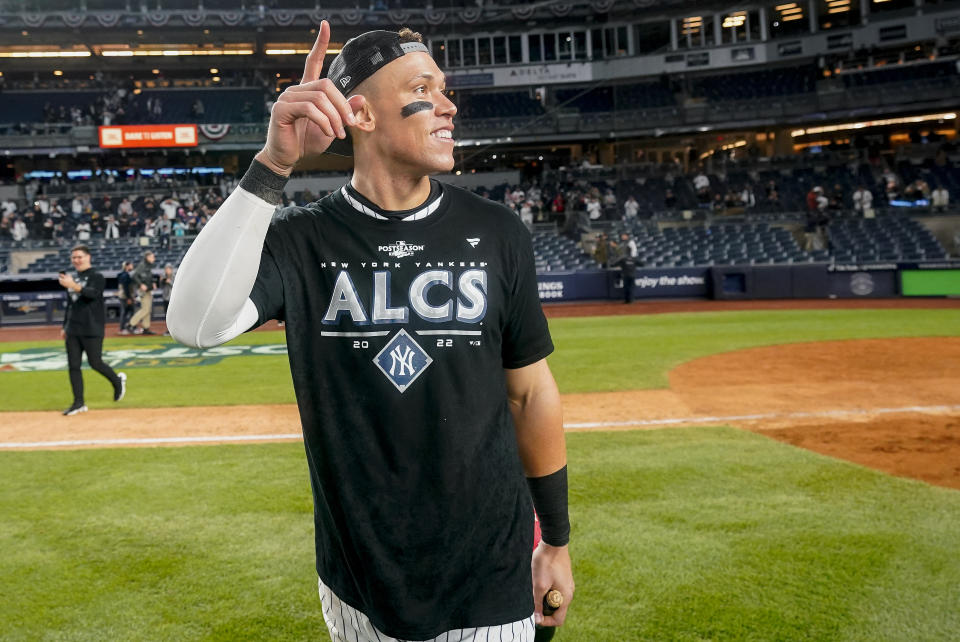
{"left": 2, "top": 428, "right": 959, "bottom": 641}
{"left": 2, "top": 308, "right": 959, "bottom": 411}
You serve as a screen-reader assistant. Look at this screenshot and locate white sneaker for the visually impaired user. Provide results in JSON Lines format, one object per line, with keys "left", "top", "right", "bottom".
{"left": 114, "top": 372, "right": 127, "bottom": 402}
{"left": 63, "top": 403, "right": 88, "bottom": 416}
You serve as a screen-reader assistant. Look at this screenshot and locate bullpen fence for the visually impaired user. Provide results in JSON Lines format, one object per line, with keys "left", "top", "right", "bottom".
{"left": 2, "top": 262, "right": 959, "bottom": 327}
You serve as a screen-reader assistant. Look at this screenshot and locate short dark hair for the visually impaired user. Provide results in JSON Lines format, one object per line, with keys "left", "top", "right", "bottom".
{"left": 397, "top": 27, "right": 423, "bottom": 44}
{"left": 70, "top": 245, "right": 91, "bottom": 256}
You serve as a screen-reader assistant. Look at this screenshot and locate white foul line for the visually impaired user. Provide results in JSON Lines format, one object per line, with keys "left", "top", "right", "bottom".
{"left": 1, "top": 404, "right": 958, "bottom": 449}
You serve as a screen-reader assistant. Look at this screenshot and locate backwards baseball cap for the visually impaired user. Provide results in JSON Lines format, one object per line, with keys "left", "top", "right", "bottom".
{"left": 327, "top": 30, "right": 430, "bottom": 97}
{"left": 324, "top": 29, "right": 431, "bottom": 156}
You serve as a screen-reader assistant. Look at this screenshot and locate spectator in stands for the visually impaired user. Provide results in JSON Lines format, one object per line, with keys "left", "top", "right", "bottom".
{"left": 602, "top": 188, "right": 617, "bottom": 211}
{"left": 551, "top": 192, "right": 565, "bottom": 218}
{"left": 117, "top": 260, "right": 135, "bottom": 334}
{"left": 623, "top": 195, "right": 639, "bottom": 220}
{"left": 127, "top": 251, "right": 157, "bottom": 335}
{"left": 585, "top": 194, "right": 603, "bottom": 221}
{"left": 693, "top": 170, "right": 710, "bottom": 192}
{"left": 740, "top": 185, "right": 756, "bottom": 210}
{"left": 160, "top": 196, "right": 180, "bottom": 220}
{"left": 830, "top": 183, "right": 845, "bottom": 210}
{"left": 104, "top": 215, "right": 119, "bottom": 239}
{"left": 143, "top": 217, "right": 156, "bottom": 240}
{"left": 117, "top": 213, "right": 130, "bottom": 238}
{"left": 884, "top": 175, "right": 901, "bottom": 202}
{"left": 157, "top": 216, "right": 172, "bottom": 249}
{"left": 519, "top": 200, "right": 534, "bottom": 229}
{"left": 765, "top": 180, "right": 780, "bottom": 210}
{"left": 90, "top": 212, "right": 104, "bottom": 238}
{"left": 664, "top": 189, "right": 677, "bottom": 211}
{"left": 0, "top": 217, "right": 11, "bottom": 241}
{"left": 117, "top": 197, "right": 133, "bottom": 218}
{"left": 75, "top": 220, "right": 91, "bottom": 242}
{"left": 804, "top": 187, "right": 828, "bottom": 251}
{"left": 932, "top": 184, "right": 950, "bottom": 212}
{"left": 852, "top": 184, "right": 873, "bottom": 216}
{"left": 712, "top": 192, "right": 726, "bottom": 213}
{"left": 1, "top": 198, "right": 16, "bottom": 217}
{"left": 40, "top": 216, "right": 54, "bottom": 240}
{"left": 36, "top": 194, "right": 50, "bottom": 215}
{"left": 129, "top": 212, "right": 143, "bottom": 237}
{"left": 724, "top": 189, "right": 740, "bottom": 209}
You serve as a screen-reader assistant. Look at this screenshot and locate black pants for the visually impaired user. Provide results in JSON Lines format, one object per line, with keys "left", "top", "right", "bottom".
{"left": 118, "top": 298, "right": 133, "bottom": 329}
{"left": 622, "top": 271, "right": 636, "bottom": 303}
{"left": 66, "top": 334, "right": 120, "bottom": 405}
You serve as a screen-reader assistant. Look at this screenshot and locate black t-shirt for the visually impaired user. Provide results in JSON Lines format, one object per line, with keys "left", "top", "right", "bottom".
{"left": 63, "top": 268, "right": 107, "bottom": 337}
{"left": 249, "top": 182, "right": 553, "bottom": 639}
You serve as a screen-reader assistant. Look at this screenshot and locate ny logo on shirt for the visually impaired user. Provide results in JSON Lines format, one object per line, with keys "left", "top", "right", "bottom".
{"left": 373, "top": 330, "right": 433, "bottom": 393}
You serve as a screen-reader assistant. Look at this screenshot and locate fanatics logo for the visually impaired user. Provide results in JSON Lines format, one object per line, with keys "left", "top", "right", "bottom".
{"left": 378, "top": 241, "right": 425, "bottom": 259}
{"left": 466, "top": 238, "right": 480, "bottom": 248}
{"left": 373, "top": 329, "right": 433, "bottom": 393}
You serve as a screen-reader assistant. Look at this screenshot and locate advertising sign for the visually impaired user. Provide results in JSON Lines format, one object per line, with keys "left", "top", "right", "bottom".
{"left": 98, "top": 124, "right": 198, "bottom": 149}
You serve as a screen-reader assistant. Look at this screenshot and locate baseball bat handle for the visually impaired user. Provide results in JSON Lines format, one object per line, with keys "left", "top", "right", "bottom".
{"left": 534, "top": 590, "right": 563, "bottom": 642}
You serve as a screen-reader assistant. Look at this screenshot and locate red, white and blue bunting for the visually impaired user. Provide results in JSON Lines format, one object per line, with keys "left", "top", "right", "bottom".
{"left": 11, "top": 2, "right": 640, "bottom": 30}
{"left": 198, "top": 124, "right": 231, "bottom": 141}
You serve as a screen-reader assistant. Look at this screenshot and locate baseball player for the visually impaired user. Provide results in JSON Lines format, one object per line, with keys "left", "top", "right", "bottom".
{"left": 167, "top": 22, "right": 573, "bottom": 641}
{"left": 60, "top": 245, "right": 127, "bottom": 415}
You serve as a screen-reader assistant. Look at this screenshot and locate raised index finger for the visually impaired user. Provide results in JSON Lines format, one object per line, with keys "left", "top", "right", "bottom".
{"left": 301, "top": 20, "right": 331, "bottom": 84}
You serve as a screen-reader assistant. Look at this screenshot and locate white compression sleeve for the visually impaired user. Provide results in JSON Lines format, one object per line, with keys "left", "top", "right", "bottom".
{"left": 166, "top": 161, "right": 287, "bottom": 349}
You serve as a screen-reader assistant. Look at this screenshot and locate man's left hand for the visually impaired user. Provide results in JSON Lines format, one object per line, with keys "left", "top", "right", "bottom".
{"left": 531, "top": 541, "right": 574, "bottom": 627}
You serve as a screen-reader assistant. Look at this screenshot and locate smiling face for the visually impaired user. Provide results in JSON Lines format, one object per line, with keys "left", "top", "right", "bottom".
{"left": 354, "top": 52, "right": 457, "bottom": 176}
{"left": 70, "top": 249, "right": 91, "bottom": 271}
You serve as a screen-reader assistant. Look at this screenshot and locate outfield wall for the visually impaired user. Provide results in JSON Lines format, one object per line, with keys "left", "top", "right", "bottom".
{"left": 2, "top": 262, "right": 958, "bottom": 326}
{"left": 532, "top": 262, "right": 960, "bottom": 303}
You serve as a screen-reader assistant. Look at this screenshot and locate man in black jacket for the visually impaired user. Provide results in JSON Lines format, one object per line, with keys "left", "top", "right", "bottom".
{"left": 117, "top": 260, "right": 135, "bottom": 334}
{"left": 60, "top": 245, "right": 127, "bottom": 415}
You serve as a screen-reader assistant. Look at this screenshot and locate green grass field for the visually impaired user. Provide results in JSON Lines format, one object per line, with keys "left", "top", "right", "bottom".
{"left": 2, "top": 307, "right": 960, "bottom": 641}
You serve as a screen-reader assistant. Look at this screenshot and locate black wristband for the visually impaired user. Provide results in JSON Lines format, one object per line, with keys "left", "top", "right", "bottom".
{"left": 239, "top": 158, "right": 289, "bottom": 206}
{"left": 527, "top": 465, "right": 570, "bottom": 547}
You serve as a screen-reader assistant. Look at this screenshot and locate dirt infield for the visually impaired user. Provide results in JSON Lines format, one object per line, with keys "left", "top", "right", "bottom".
{"left": 2, "top": 318, "right": 958, "bottom": 489}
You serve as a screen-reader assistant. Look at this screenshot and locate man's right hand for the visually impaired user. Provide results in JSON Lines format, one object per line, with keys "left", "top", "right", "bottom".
{"left": 256, "top": 20, "right": 363, "bottom": 177}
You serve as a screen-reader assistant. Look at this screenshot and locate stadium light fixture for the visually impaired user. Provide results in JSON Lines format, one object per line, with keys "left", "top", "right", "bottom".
{"left": 99, "top": 45, "right": 254, "bottom": 57}
{"left": 0, "top": 50, "right": 91, "bottom": 58}
{"left": 265, "top": 45, "right": 342, "bottom": 55}
{"left": 791, "top": 112, "right": 957, "bottom": 137}
{"left": 210, "top": 68, "right": 218, "bottom": 74}
{"left": 53, "top": 70, "right": 63, "bottom": 76}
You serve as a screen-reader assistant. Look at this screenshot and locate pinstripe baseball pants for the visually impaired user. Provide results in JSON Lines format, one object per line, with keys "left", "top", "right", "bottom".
{"left": 319, "top": 577, "right": 536, "bottom": 642}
